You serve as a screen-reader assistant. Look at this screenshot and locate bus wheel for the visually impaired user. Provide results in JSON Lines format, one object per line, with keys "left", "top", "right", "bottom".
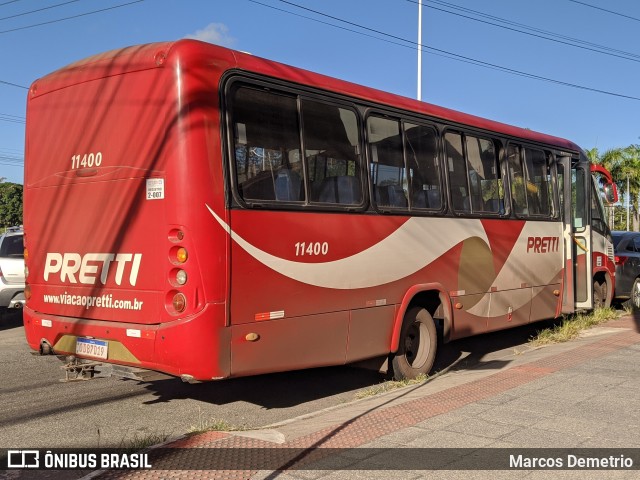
{"left": 593, "top": 280, "right": 607, "bottom": 309}
{"left": 392, "top": 306, "right": 437, "bottom": 381}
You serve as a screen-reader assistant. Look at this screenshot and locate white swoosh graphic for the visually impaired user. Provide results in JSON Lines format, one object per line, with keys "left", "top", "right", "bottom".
{"left": 467, "top": 222, "right": 563, "bottom": 316}
{"left": 207, "top": 205, "right": 489, "bottom": 290}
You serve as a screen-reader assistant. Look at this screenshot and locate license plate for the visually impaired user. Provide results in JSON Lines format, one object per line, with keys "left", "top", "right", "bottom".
{"left": 75, "top": 338, "right": 108, "bottom": 360}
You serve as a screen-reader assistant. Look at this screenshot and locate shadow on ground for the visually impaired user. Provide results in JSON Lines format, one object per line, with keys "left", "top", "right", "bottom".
{"left": 138, "top": 317, "right": 564, "bottom": 409}
{"left": 0, "top": 307, "right": 23, "bottom": 331}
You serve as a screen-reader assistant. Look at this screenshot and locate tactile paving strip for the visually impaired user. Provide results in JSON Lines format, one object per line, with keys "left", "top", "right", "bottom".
{"left": 96, "top": 320, "right": 640, "bottom": 479}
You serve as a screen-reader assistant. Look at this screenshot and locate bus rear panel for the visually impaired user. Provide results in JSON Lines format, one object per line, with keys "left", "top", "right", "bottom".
{"left": 23, "top": 42, "right": 232, "bottom": 380}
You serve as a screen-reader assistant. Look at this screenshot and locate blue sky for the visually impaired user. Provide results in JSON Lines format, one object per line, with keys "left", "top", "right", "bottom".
{"left": 1, "top": 0, "right": 639, "bottom": 185}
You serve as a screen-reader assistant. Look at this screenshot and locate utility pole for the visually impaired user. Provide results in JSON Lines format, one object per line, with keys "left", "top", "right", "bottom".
{"left": 627, "top": 175, "right": 630, "bottom": 231}
{"left": 417, "top": 0, "right": 422, "bottom": 101}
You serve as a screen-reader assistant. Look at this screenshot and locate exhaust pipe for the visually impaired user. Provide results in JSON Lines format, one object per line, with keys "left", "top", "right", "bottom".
{"left": 39, "top": 339, "right": 54, "bottom": 355}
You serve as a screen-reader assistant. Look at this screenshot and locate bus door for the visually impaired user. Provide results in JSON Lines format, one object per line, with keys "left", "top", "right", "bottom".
{"left": 558, "top": 157, "right": 593, "bottom": 312}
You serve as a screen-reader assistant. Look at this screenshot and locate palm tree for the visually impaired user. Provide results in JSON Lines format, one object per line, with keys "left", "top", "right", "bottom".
{"left": 590, "top": 145, "right": 640, "bottom": 231}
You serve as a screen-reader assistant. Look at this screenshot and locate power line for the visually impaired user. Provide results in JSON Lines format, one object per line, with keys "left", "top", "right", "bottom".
{"left": 0, "top": 2, "right": 136, "bottom": 89}
{"left": 256, "top": 0, "right": 640, "bottom": 102}
{"left": 0, "top": 79, "right": 27, "bottom": 89}
{"left": 0, "top": 154, "right": 23, "bottom": 166}
{"left": 0, "top": 0, "right": 144, "bottom": 34}
{"left": 0, "top": 113, "right": 25, "bottom": 124}
{"left": 0, "top": 1, "right": 22, "bottom": 7}
{"left": 568, "top": 0, "right": 640, "bottom": 23}
{"left": 0, "top": 0, "right": 83, "bottom": 22}
{"left": 406, "top": 0, "right": 640, "bottom": 63}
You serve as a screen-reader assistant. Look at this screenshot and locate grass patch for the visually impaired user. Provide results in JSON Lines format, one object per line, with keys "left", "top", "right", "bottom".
{"left": 529, "top": 307, "right": 619, "bottom": 347}
{"left": 118, "top": 431, "right": 172, "bottom": 450}
{"left": 189, "top": 408, "right": 248, "bottom": 434}
{"left": 189, "top": 418, "right": 238, "bottom": 433}
{"left": 355, "top": 373, "right": 427, "bottom": 399}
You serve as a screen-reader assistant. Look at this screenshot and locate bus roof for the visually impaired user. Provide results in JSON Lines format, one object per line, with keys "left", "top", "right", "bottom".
{"left": 31, "top": 39, "right": 581, "bottom": 153}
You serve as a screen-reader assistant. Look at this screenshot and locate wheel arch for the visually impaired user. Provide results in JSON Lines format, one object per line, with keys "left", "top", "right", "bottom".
{"left": 390, "top": 283, "right": 453, "bottom": 353}
{"left": 593, "top": 267, "right": 614, "bottom": 308}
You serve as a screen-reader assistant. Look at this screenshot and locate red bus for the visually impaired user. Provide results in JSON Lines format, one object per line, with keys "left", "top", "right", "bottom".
{"left": 23, "top": 40, "right": 617, "bottom": 382}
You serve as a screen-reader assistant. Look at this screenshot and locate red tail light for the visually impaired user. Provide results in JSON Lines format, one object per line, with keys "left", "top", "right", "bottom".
{"left": 615, "top": 255, "right": 628, "bottom": 266}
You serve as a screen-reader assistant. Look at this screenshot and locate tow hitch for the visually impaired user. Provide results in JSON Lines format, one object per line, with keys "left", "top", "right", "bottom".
{"left": 58, "top": 355, "right": 165, "bottom": 382}
{"left": 60, "top": 356, "right": 101, "bottom": 382}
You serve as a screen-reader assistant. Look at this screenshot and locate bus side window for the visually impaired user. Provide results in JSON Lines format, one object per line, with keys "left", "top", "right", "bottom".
{"left": 445, "top": 132, "right": 470, "bottom": 213}
{"left": 367, "top": 116, "right": 407, "bottom": 209}
{"left": 465, "top": 135, "right": 502, "bottom": 214}
{"left": 231, "top": 87, "right": 303, "bottom": 203}
{"left": 302, "top": 100, "right": 362, "bottom": 206}
{"left": 590, "top": 181, "right": 606, "bottom": 234}
{"left": 524, "top": 148, "right": 553, "bottom": 217}
{"left": 508, "top": 144, "right": 528, "bottom": 216}
{"left": 404, "top": 123, "right": 441, "bottom": 210}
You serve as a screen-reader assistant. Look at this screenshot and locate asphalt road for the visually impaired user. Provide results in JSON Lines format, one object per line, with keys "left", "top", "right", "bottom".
{"left": 0, "top": 307, "right": 565, "bottom": 450}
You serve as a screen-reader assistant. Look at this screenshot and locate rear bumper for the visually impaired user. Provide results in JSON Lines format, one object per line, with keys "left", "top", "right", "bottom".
{"left": 23, "top": 302, "right": 230, "bottom": 380}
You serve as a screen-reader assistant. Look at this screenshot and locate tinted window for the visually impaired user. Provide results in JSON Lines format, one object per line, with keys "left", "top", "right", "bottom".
{"left": 590, "top": 181, "right": 607, "bottom": 234}
{"left": 612, "top": 233, "right": 624, "bottom": 248}
{"left": 0, "top": 235, "right": 23, "bottom": 258}
{"left": 507, "top": 145, "right": 527, "bottom": 216}
{"left": 230, "top": 85, "right": 362, "bottom": 206}
{"left": 446, "top": 132, "right": 502, "bottom": 214}
{"left": 367, "top": 117, "right": 442, "bottom": 211}
{"left": 524, "top": 148, "right": 553, "bottom": 216}
{"left": 303, "top": 100, "right": 362, "bottom": 205}
{"left": 368, "top": 116, "right": 407, "bottom": 209}
{"left": 445, "top": 132, "right": 469, "bottom": 213}
{"left": 232, "top": 87, "right": 302, "bottom": 202}
{"left": 466, "top": 135, "right": 502, "bottom": 213}
{"left": 508, "top": 144, "right": 554, "bottom": 217}
{"left": 405, "top": 123, "right": 441, "bottom": 210}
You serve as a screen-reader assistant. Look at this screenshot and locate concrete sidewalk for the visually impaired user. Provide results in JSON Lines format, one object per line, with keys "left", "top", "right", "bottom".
{"left": 94, "top": 314, "right": 640, "bottom": 479}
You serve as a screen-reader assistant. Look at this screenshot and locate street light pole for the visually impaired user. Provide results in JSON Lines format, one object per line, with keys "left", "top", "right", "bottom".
{"left": 417, "top": 0, "right": 422, "bottom": 101}
{"left": 627, "top": 175, "right": 630, "bottom": 231}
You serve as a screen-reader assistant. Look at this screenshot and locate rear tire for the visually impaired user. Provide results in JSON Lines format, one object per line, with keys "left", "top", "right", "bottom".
{"left": 392, "top": 306, "right": 437, "bottom": 380}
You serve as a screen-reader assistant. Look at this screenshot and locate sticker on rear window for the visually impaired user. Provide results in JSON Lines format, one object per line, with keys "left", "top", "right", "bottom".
{"left": 146, "top": 178, "right": 164, "bottom": 200}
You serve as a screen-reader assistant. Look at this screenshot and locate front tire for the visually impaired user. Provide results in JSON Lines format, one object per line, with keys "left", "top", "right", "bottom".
{"left": 593, "top": 279, "right": 607, "bottom": 309}
{"left": 392, "top": 306, "right": 437, "bottom": 380}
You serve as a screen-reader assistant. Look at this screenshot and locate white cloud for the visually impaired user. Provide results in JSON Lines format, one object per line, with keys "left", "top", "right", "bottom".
{"left": 184, "top": 23, "right": 235, "bottom": 47}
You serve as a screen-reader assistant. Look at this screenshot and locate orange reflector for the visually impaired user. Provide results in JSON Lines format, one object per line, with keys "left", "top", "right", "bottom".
{"left": 245, "top": 333, "right": 260, "bottom": 342}
{"left": 24, "top": 284, "right": 32, "bottom": 300}
{"left": 176, "top": 248, "right": 188, "bottom": 263}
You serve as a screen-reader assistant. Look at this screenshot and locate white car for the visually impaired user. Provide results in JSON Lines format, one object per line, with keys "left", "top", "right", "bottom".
{"left": 0, "top": 227, "right": 25, "bottom": 309}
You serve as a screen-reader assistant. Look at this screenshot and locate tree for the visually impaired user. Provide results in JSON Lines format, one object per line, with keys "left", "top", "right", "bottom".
{"left": 0, "top": 182, "right": 23, "bottom": 229}
{"left": 589, "top": 145, "right": 640, "bottom": 231}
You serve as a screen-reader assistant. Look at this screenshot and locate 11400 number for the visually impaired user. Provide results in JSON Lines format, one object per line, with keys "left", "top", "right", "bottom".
{"left": 71, "top": 152, "right": 102, "bottom": 169}
{"left": 295, "top": 242, "right": 329, "bottom": 257}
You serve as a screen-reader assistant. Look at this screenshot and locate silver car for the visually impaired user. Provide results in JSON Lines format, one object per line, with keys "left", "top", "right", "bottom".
{"left": 0, "top": 227, "right": 25, "bottom": 309}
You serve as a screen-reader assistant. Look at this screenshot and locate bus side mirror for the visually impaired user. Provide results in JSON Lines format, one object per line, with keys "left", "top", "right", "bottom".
{"left": 603, "top": 183, "right": 618, "bottom": 205}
